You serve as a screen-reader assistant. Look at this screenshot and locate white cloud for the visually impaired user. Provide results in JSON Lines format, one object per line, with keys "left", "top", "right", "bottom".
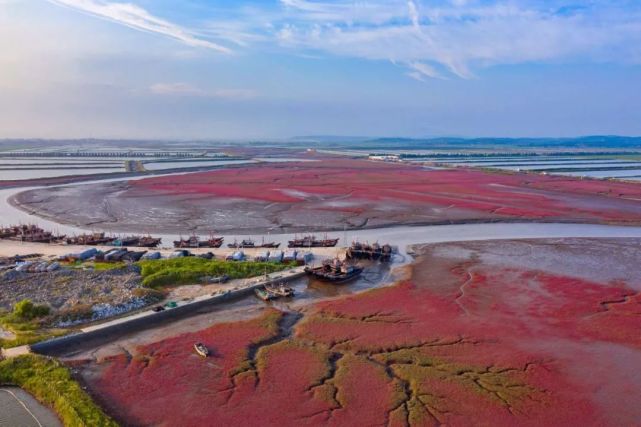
{"left": 149, "top": 83, "right": 256, "bottom": 99}
{"left": 267, "top": 1, "right": 641, "bottom": 79}
{"left": 406, "top": 61, "right": 443, "bottom": 80}
{"left": 46, "top": 0, "right": 231, "bottom": 53}
{"left": 23, "top": 0, "right": 641, "bottom": 82}
{"left": 407, "top": 0, "right": 420, "bottom": 30}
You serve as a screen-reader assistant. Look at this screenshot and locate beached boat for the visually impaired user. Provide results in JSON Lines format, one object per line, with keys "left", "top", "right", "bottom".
{"left": 305, "top": 258, "right": 363, "bottom": 283}
{"left": 228, "top": 239, "right": 256, "bottom": 248}
{"left": 288, "top": 235, "right": 339, "bottom": 248}
{"left": 255, "top": 287, "right": 275, "bottom": 301}
{"left": 266, "top": 283, "right": 295, "bottom": 297}
{"left": 346, "top": 241, "right": 393, "bottom": 261}
{"left": 174, "top": 235, "right": 224, "bottom": 248}
{"left": 194, "top": 342, "right": 210, "bottom": 357}
{"left": 109, "top": 236, "right": 141, "bottom": 247}
{"left": 228, "top": 238, "right": 281, "bottom": 249}
{"left": 66, "top": 232, "right": 116, "bottom": 246}
{"left": 137, "top": 236, "right": 162, "bottom": 248}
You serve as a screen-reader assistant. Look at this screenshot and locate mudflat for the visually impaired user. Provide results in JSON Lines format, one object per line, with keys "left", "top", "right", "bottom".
{"left": 76, "top": 237, "right": 641, "bottom": 426}
{"left": 12, "top": 159, "right": 641, "bottom": 234}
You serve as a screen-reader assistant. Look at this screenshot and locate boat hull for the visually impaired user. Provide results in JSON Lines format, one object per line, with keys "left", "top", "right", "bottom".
{"left": 305, "top": 266, "right": 363, "bottom": 284}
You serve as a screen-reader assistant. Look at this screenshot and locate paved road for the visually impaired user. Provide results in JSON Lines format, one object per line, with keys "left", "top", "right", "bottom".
{"left": 0, "top": 388, "right": 61, "bottom": 427}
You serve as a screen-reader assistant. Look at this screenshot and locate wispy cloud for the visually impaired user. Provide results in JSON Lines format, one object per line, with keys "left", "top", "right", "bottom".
{"left": 266, "top": 0, "right": 641, "bottom": 80}
{"left": 46, "top": 0, "right": 231, "bottom": 53}
{"left": 39, "top": 0, "right": 641, "bottom": 81}
{"left": 149, "top": 83, "right": 256, "bottom": 99}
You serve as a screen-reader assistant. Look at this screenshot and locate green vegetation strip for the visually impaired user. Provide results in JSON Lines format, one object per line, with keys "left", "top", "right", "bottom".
{"left": 138, "top": 257, "right": 294, "bottom": 288}
{"left": 0, "top": 355, "right": 117, "bottom": 427}
{"left": 1, "top": 301, "right": 67, "bottom": 349}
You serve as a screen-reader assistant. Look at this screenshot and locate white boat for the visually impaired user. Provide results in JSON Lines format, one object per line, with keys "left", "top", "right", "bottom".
{"left": 194, "top": 342, "right": 210, "bottom": 357}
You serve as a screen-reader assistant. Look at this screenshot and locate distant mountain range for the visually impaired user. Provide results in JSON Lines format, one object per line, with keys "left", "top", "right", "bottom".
{"left": 2, "top": 135, "right": 641, "bottom": 151}
{"left": 291, "top": 135, "right": 641, "bottom": 149}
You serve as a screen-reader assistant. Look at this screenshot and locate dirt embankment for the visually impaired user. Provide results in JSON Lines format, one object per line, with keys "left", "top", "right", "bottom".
{"left": 0, "top": 266, "right": 157, "bottom": 323}
{"left": 12, "top": 159, "right": 641, "bottom": 234}
{"left": 79, "top": 238, "right": 641, "bottom": 426}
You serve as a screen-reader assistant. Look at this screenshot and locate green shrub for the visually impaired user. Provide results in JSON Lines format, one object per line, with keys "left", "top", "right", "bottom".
{"left": 13, "top": 299, "right": 50, "bottom": 320}
{"left": 138, "top": 258, "right": 294, "bottom": 288}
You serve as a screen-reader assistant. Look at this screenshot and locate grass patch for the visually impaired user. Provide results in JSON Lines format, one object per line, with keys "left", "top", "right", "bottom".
{"left": 0, "top": 312, "right": 67, "bottom": 349}
{"left": 0, "top": 314, "right": 68, "bottom": 348}
{"left": 0, "top": 354, "right": 117, "bottom": 427}
{"left": 92, "top": 261, "right": 127, "bottom": 271}
{"left": 137, "top": 257, "right": 295, "bottom": 289}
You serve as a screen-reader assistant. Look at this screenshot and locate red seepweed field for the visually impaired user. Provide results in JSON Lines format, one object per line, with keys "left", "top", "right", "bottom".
{"left": 81, "top": 238, "right": 641, "bottom": 426}
{"left": 131, "top": 158, "right": 641, "bottom": 224}
{"left": 16, "top": 158, "right": 641, "bottom": 233}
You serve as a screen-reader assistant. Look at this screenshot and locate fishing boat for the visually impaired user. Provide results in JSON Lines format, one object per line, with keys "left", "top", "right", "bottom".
{"left": 288, "top": 235, "right": 339, "bottom": 248}
{"left": 266, "top": 283, "right": 295, "bottom": 297}
{"left": 199, "top": 236, "right": 224, "bottom": 248}
{"left": 66, "top": 232, "right": 116, "bottom": 246}
{"left": 194, "top": 342, "right": 210, "bottom": 357}
{"left": 305, "top": 258, "right": 363, "bottom": 283}
{"left": 174, "top": 235, "right": 224, "bottom": 248}
{"left": 109, "top": 236, "right": 141, "bottom": 247}
{"left": 346, "top": 241, "right": 393, "bottom": 261}
{"left": 228, "top": 239, "right": 256, "bottom": 249}
{"left": 228, "top": 238, "right": 281, "bottom": 249}
{"left": 259, "top": 241, "right": 281, "bottom": 248}
{"left": 137, "top": 236, "right": 163, "bottom": 248}
{"left": 255, "top": 287, "right": 275, "bottom": 301}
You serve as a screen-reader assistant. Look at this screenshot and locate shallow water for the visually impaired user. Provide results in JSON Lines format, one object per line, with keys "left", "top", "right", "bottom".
{"left": 0, "top": 168, "right": 125, "bottom": 181}
{"left": 143, "top": 159, "right": 257, "bottom": 171}
{"left": 3, "top": 167, "right": 641, "bottom": 251}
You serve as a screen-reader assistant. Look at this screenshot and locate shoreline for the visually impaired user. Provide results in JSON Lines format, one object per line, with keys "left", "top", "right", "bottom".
{"left": 4, "top": 222, "right": 641, "bottom": 259}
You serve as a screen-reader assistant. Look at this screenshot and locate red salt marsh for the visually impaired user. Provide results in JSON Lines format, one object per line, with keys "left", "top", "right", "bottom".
{"left": 132, "top": 159, "right": 641, "bottom": 224}
{"left": 81, "top": 238, "right": 641, "bottom": 426}
{"left": 15, "top": 158, "right": 641, "bottom": 233}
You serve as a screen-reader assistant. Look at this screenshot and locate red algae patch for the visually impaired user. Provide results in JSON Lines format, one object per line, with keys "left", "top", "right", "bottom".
{"left": 83, "top": 239, "right": 641, "bottom": 426}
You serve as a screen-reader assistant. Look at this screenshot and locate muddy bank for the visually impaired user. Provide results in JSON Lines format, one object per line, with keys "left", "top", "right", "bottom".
{"left": 12, "top": 160, "right": 641, "bottom": 234}
{"left": 75, "top": 237, "right": 641, "bottom": 426}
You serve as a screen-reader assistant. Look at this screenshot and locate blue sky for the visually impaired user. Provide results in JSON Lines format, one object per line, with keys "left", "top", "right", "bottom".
{"left": 0, "top": 0, "right": 640, "bottom": 139}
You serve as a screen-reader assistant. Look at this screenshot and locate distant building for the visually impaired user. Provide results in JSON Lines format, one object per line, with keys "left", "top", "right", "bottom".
{"left": 368, "top": 155, "right": 400, "bottom": 162}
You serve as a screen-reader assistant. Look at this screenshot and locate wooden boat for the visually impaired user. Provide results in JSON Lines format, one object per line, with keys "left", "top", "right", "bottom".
{"left": 228, "top": 239, "right": 255, "bottom": 249}
{"left": 288, "top": 235, "right": 339, "bottom": 248}
{"left": 137, "top": 236, "right": 162, "bottom": 248}
{"left": 346, "top": 241, "right": 393, "bottom": 261}
{"left": 255, "top": 287, "right": 275, "bottom": 301}
{"left": 305, "top": 258, "right": 363, "bottom": 283}
{"left": 228, "top": 238, "right": 280, "bottom": 249}
{"left": 66, "top": 232, "right": 116, "bottom": 246}
{"left": 109, "top": 236, "right": 140, "bottom": 247}
{"left": 174, "top": 235, "right": 223, "bottom": 248}
{"left": 194, "top": 342, "right": 210, "bottom": 357}
{"left": 266, "top": 283, "right": 295, "bottom": 297}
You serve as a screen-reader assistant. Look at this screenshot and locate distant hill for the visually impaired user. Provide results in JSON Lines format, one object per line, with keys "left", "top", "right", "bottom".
{"left": 2, "top": 135, "right": 641, "bottom": 152}
{"left": 292, "top": 135, "right": 641, "bottom": 150}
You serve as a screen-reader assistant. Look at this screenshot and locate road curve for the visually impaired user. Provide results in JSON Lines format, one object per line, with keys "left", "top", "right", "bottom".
{"left": 0, "top": 387, "right": 61, "bottom": 427}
